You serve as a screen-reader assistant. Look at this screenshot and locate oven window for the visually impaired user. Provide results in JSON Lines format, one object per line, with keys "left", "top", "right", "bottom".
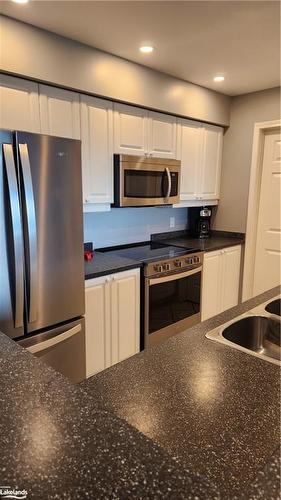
{"left": 148, "top": 271, "right": 201, "bottom": 334}
{"left": 124, "top": 170, "right": 166, "bottom": 198}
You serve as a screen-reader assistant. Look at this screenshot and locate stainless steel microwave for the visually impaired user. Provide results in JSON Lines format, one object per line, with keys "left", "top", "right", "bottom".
{"left": 112, "top": 154, "right": 181, "bottom": 207}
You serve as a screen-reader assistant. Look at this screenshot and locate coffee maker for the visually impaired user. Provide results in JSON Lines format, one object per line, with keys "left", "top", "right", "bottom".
{"left": 196, "top": 207, "right": 212, "bottom": 238}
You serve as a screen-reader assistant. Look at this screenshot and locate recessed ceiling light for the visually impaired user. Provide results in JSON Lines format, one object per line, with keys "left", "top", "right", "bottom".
{"left": 12, "top": 0, "right": 29, "bottom": 3}
{"left": 213, "top": 75, "right": 225, "bottom": 82}
{"left": 139, "top": 46, "right": 154, "bottom": 54}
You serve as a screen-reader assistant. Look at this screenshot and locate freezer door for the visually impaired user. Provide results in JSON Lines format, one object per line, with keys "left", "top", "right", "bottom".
{"left": 18, "top": 318, "right": 86, "bottom": 383}
{"left": 0, "top": 129, "right": 24, "bottom": 338}
{"left": 16, "top": 132, "right": 85, "bottom": 333}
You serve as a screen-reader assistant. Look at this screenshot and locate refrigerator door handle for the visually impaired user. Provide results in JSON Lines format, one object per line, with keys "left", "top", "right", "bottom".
{"left": 3, "top": 144, "right": 24, "bottom": 329}
{"left": 18, "top": 143, "right": 38, "bottom": 323}
{"left": 26, "top": 324, "right": 82, "bottom": 354}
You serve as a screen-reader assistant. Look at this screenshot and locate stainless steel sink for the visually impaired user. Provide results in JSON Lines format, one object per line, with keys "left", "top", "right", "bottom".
{"left": 265, "top": 298, "right": 281, "bottom": 317}
{"left": 206, "top": 295, "right": 281, "bottom": 365}
{"left": 222, "top": 316, "right": 280, "bottom": 361}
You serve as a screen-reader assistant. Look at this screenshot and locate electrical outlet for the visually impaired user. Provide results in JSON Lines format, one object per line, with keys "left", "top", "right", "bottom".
{"left": 170, "top": 216, "right": 175, "bottom": 228}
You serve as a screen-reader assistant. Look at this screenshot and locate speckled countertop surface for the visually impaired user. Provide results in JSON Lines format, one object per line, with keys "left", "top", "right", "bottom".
{"left": 0, "top": 329, "right": 218, "bottom": 499}
{"left": 85, "top": 251, "right": 142, "bottom": 279}
{"left": 83, "top": 286, "right": 281, "bottom": 499}
{"left": 155, "top": 231, "right": 245, "bottom": 252}
{"left": 1, "top": 287, "right": 280, "bottom": 499}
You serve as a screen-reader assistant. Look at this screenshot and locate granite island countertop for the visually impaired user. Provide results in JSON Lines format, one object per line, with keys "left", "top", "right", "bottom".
{"left": 82, "top": 286, "right": 280, "bottom": 499}
{"left": 1, "top": 286, "right": 280, "bottom": 499}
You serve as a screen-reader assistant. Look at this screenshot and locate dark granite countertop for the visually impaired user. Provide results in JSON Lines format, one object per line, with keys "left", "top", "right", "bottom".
{"left": 1, "top": 287, "right": 280, "bottom": 499}
{"left": 152, "top": 230, "right": 245, "bottom": 253}
{"left": 85, "top": 251, "right": 142, "bottom": 280}
{"left": 0, "top": 328, "right": 218, "bottom": 499}
{"left": 83, "top": 286, "right": 280, "bottom": 499}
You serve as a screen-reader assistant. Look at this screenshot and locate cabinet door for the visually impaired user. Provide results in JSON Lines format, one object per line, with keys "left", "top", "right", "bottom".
{"left": 113, "top": 103, "right": 148, "bottom": 155}
{"left": 81, "top": 95, "right": 114, "bottom": 204}
{"left": 201, "top": 250, "right": 222, "bottom": 321}
{"left": 110, "top": 269, "right": 140, "bottom": 365}
{"left": 177, "top": 119, "right": 202, "bottom": 200}
{"left": 39, "top": 85, "right": 80, "bottom": 139}
{"left": 221, "top": 246, "right": 241, "bottom": 312}
{"left": 0, "top": 74, "right": 40, "bottom": 133}
{"left": 148, "top": 111, "right": 177, "bottom": 158}
{"left": 85, "top": 277, "right": 111, "bottom": 377}
{"left": 200, "top": 125, "right": 223, "bottom": 200}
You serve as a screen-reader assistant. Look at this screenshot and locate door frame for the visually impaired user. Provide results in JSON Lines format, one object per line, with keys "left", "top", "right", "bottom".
{"left": 242, "top": 119, "right": 281, "bottom": 301}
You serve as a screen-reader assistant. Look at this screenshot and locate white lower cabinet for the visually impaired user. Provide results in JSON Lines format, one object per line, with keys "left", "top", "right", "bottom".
{"left": 201, "top": 245, "right": 241, "bottom": 321}
{"left": 85, "top": 268, "right": 140, "bottom": 377}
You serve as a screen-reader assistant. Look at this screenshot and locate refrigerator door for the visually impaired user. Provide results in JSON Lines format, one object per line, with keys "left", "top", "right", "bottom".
{"left": 18, "top": 318, "right": 86, "bottom": 383}
{"left": 16, "top": 132, "right": 85, "bottom": 333}
{"left": 0, "top": 129, "right": 24, "bottom": 338}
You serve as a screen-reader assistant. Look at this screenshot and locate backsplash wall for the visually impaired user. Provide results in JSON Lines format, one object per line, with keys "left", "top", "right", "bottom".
{"left": 83, "top": 207, "right": 188, "bottom": 249}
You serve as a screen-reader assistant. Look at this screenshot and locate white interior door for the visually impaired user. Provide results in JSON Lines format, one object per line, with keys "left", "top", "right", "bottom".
{"left": 254, "top": 130, "right": 281, "bottom": 295}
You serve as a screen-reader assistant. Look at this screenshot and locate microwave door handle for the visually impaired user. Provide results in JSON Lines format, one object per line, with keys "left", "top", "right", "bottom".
{"left": 165, "top": 167, "right": 172, "bottom": 200}
{"left": 18, "top": 143, "right": 38, "bottom": 324}
{"left": 3, "top": 144, "right": 24, "bottom": 328}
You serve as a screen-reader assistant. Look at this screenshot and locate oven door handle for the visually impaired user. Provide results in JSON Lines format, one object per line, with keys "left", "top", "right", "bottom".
{"left": 147, "top": 266, "right": 202, "bottom": 286}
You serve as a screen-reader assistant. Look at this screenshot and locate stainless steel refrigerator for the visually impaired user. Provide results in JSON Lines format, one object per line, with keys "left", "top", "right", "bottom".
{"left": 0, "top": 130, "right": 86, "bottom": 382}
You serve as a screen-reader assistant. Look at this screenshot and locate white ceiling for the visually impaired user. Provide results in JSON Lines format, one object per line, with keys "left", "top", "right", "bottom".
{"left": 1, "top": 1, "right": 280, "bottom": 96}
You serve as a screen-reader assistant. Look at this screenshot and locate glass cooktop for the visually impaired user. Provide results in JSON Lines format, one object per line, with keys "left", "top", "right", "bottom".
{"left": 101, "top": 242, "right": 199, "bottom": 263}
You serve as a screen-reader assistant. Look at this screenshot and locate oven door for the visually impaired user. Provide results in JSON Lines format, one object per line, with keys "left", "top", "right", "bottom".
{"left": 120, "top": 164, "right": 180, "bottom": 206}
{"left": 145, "top": 267, "right": 202, "bottom": 347}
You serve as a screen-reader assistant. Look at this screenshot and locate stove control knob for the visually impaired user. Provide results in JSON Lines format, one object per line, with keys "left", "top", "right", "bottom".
{"left": 163, "top": 263, "right": 170, "bottom": 271}
{"left": 154, "top": 264, "right": 163, "bottom": 272}
{"left": 194, "top": 256, "right": 200, "bottom": 263}
{"left": 186, "top": 257, "right": 194, "bottom": 265}
{"left": 174, "top": 260, "right": 183, "bottom": 268}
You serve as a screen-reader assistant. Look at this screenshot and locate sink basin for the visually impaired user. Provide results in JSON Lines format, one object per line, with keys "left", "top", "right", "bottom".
{"left": 265, "top": 298, "right": 281, "bottom": 317}
{"left": 206, "top": 297, "right": 281, "bottom": 365}
{"left": 222, "top": 316, "right": 280, "bottom": 361}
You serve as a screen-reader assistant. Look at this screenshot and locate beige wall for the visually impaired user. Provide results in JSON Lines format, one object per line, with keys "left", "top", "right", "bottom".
{"left": 0, "top": 15, "right": 230, "bottom": 126}
{"left": 214, "top": 87, "right": 280, "bottom": 232}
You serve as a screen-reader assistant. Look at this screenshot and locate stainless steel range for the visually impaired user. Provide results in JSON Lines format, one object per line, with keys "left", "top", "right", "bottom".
{"left": 144, "top": 250, "right": 203, "bottom": 347}
{"left": 102, "top": 242, "right": 203, "bottom": 348}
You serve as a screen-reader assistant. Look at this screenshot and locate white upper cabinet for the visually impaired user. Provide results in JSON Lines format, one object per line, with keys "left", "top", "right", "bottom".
{"left": 80, "top": 95, "right": 114, "bottom": 205}
{"left": 176, "top": 119, "right": 202, "bottom": 200}
{"left": 113, "top": 103, "right": 148, "bottom": 155}
{"left": 147, "top": 111, "right": 177, "bottom": 158}
{"left": 176, "top": 120, "right": 223, "bottom": 204}
{"left": 0, "top": 74, "right": 40, "bottom": 133}
{"left": 200, "top": 124, "right": 223, "bottom": 200}
{"left": 39, "top": 85, "right": 80, "bottom": 139}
